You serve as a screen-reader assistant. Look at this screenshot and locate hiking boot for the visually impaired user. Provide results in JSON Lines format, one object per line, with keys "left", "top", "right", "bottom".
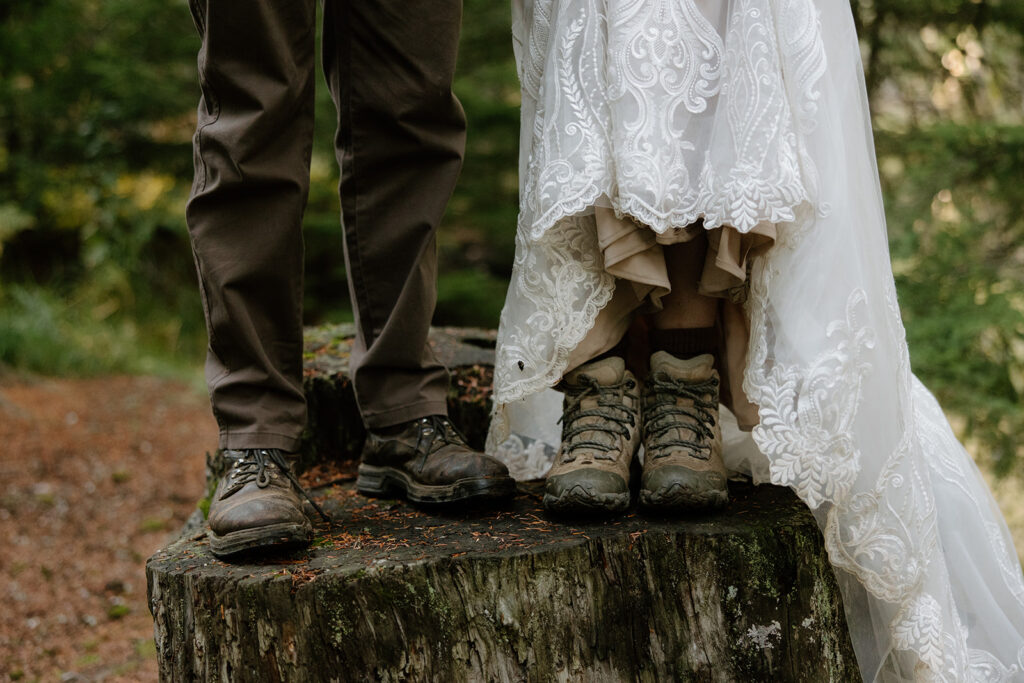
{"left": 543, "top": 357, "right": 640, "bottom": 513}
{"left": 356, "top": 415, "right": 516, "bottom": 504}
{"left": 640, "top": 351, "right": 728, "bottom": 511}
{"left": 207, "top": 449, "right": 328, "bottom": 558}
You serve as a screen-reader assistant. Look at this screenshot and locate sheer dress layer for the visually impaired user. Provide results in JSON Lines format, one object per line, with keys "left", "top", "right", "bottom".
{"left": 488, "top": 0, "right": 1024, "bottom": 680}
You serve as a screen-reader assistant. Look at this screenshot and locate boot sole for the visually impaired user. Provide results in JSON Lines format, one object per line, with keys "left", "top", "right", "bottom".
{"left": 543, "top": 487, "right": 631, "bottom": 514}
{"left": 356, "top": 465, "right": 517, "bottom": 504}
{"left": 640, "top": 484, "right": 728, "bottom": 512}
{"left": 207, "top": 521, "right": 313, "bottom": 558}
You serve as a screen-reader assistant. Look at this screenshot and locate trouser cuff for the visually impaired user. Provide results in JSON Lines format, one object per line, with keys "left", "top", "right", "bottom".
{"left": 360, "top": 400, "right": 449, "bottom": 431}
{"left": 219, "top": 430, "right": 304, "bottom": 453}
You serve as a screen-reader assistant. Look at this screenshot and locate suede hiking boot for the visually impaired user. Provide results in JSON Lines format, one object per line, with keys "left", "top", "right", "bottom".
{"left": 640, "top": 351, "right": 728, "bottom": 511}
{"left": 356, "top": 415, "right": 516, "bottom": 504}
{"left": 207, "top": 449, "right": 330, "bottom": 558}
{"left": 543, "top": 357, "right": 640, "bottom": 513}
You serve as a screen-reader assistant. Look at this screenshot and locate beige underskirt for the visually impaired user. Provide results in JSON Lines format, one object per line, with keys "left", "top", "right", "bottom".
{"left": 565, "top": 207, "right": 773, "bottom": 430}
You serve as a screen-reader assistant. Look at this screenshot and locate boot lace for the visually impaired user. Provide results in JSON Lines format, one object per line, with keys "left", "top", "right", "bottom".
{"left": 412, "top": 415, "right": 470, "bottom": 472}
{"left": 557, "top": 375, "right": 637, "bottom": 463}
{"left": 223, "top": 449, "right": 332, "bottom": 524}
{"left": 643, "top": 373, "right": 718, "bottom": 461}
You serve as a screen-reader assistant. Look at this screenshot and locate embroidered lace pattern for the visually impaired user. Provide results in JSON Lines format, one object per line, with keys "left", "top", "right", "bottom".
{"left": 744, "top": 226, "right": 1024, "bottom": 680}
{"left": 515, "top": 0, "right": 813, "bottom": 243}
{"left": 493, "top": 0, "right": 1024, "bottom": 678}
{"left": 494, "top": 0, "right": 820, "bottom": 414}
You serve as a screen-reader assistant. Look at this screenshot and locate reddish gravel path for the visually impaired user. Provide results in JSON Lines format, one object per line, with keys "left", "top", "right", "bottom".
{"left": 0, "top": 376, "right": 216, "bottom": 682}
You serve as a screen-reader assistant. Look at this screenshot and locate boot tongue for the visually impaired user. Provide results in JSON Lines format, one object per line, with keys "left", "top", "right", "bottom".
{"left": 650, "top": 351, "right": 714, "bottom": 381}
{"left": 564, "top": 356, "right": 626, "bottom": 387}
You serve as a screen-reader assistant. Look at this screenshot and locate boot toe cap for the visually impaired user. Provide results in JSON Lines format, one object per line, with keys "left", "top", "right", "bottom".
{"left": 469, "top": 454, "right": 513, "bottom": 480}
{"left": 423, "top": 449, "right": 513, "bottom": 483}
{"left": 209, "top": 493, "right": 308, "bottom": 535}
{"left": 640, "top": 465, "right": 727, "bottom": 509}
{"left": 545, "top": 467, "right": 629, "bottom": 499}
{"left": 543, "top": 468, "right": 631, "bottom": 512}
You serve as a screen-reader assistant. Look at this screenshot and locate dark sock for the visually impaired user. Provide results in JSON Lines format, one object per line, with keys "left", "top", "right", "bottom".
{"left": 649, "top": 327, "right": 718, "bottom": 361}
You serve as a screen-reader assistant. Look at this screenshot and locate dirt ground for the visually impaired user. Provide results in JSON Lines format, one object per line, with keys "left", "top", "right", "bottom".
{"left": 0, "top": 375, "right": 216, "bottom": 682}
{"left": 2, "top": 375, "right": 1022, "bottom": 683}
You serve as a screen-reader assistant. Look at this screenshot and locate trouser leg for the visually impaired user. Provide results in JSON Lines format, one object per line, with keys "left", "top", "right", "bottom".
{"left": 321, "top": 0, "right": 467, "bottom": 429}
{"left": 185, "top": 0, "right": 317, "bottom": 451}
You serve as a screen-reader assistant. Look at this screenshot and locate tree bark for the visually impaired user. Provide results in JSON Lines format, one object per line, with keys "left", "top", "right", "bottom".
{"left": 148, "top": 480, "right": 857, "bottom": 682}
{"left": 148, "top": 325, "right": 858, "bottom": 682}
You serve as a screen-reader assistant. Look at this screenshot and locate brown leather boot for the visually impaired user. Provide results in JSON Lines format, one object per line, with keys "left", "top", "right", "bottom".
{"left": 640, "top": 351, "right": 728, "bottom": 511}
{"left": 543, "top": 357, "right": 640, "bottom": 513}
{"left": 207, "top": 449, "right": 327, "bottom": 558}
{"left": 356, "top": 415, "right": 516, "bottom": 504}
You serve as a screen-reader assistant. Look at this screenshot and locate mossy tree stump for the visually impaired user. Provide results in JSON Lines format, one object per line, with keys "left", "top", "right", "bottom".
{"left": 147, "top": 326, "right": 858, "bottom": 682}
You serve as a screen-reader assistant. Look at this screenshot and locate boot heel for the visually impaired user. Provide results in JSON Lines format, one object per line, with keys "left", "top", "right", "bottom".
{"left": 356, "top": 467, "right": 398, "bottom": 497}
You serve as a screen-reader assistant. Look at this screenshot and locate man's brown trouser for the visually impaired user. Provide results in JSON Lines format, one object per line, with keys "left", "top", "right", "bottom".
{"left": 185, "top": 0, "right": 465, "bottom": 451}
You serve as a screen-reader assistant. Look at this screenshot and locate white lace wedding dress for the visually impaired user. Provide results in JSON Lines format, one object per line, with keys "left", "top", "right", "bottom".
{"left": 485, "top": 0, "right": 1024, "bottom": 679}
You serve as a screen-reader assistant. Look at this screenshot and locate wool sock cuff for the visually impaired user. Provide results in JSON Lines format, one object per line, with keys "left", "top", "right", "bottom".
{"left": 649, "top": 327, "right": 719, "bottom": 361}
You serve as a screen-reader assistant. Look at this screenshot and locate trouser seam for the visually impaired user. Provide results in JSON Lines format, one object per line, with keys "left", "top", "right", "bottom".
{"left": 191, "top": 2, "right": 219, "bottom": 195}
{"left": 186, "top": 0, "right": 226, "bottom": 431}
{"left": 337, "top": 1, "right": 377, "bottom": 346}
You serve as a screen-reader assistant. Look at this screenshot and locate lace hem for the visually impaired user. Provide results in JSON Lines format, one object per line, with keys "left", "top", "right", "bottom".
{"left": 492, "top": 216, "right": 618, "bottom": 410}
{"left": 522, "top": 172, "right": 812, "bottom": 244}
{"left": 520, "top": 0, "right": 820, "bottom": 243}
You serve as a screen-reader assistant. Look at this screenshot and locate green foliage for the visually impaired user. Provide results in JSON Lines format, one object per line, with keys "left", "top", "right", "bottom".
{"left": 859, "top": 1, "right": 1024, "bottom": 472}
{"left": 447, "top": 0, "right": 521, "bottom": 277}
{"left": 0, "top": 0, "right": 204, "bottom": 372}
{"left": 431, "top": 1, "right": 521, "bottom": 329}
{"left": 435, "top": 270, "right": 510, "bottom": 327}
{"left": 879, "top": 124, "right": 1024, "bottom": 473}
{"left": 0, "top": 285, "right": 190, "bottom": 377}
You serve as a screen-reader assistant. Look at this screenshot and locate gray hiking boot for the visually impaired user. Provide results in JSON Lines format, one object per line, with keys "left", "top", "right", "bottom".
{"left": 543, "top": 357, "right": 640, "bottom": 513}
{"left": 207, "top": 449, "right": 330, "bottom": 558}
{"left": 640, "top": 351, "right": 728, "bottom": 511}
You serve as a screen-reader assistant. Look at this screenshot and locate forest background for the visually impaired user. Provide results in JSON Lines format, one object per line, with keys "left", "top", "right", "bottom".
{"left": 0, "top": 0, "right": 1022, "bottom": 476}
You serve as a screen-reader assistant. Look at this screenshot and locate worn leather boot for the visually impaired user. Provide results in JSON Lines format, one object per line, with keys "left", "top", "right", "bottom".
{"left": 207, "top": 449, "right": 328, "bottom": 558}
{"left": 356, "top": 415, "right": 516, "bottom": 503}
{"left": 543, "top": 357, "right": 640, "bottom": 513}
{"left": 640, "top": 351, "right": 728, "bottom": 511}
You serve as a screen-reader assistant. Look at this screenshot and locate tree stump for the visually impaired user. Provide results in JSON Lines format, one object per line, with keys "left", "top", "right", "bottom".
{"left": 147, "top": 326, "right": 859, "bottom": 682}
